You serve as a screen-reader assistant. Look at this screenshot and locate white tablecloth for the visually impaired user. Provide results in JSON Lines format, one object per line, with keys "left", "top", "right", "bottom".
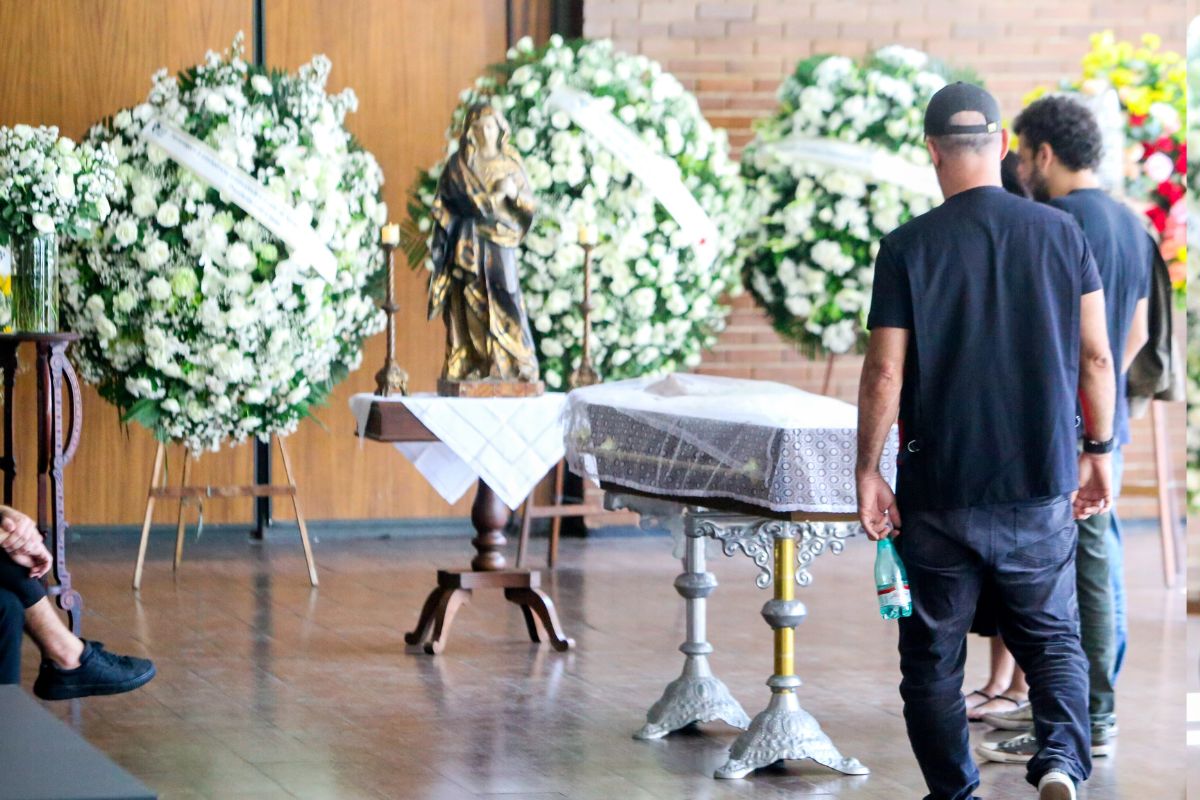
{"left": 564, "top": 373, "right": 898, "bottom": 514}
{"left": 350, "top": 392, "right": 568, "bottom": 510}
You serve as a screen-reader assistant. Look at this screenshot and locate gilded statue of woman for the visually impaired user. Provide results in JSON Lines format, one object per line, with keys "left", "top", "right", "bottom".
{"left": 429, "top": 103, "right": 541, "bottom": 394}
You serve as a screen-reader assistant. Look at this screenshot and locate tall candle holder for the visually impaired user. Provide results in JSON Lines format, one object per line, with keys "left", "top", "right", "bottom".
{"left": 375, "top": 238, "right": 409, "bottom": 397}
{"left": 569, "top": 242, "right": 601, "bottom": 390}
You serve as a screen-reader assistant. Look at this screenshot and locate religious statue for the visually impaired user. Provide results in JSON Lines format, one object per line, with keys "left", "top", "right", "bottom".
{"left": 429, "top": 102, "right": 543, "bottom": 397}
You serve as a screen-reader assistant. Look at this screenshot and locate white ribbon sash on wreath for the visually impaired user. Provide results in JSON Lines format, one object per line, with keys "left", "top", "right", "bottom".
{"left": 761, "top": 134, "right": 943, "bottom": 199}
{"left": 140, "top": 118, "right": 337, "bottom": 282}
{"left": 349, "top": 392, "right": 568, "bottom": 510}
{"left": 546, "top": 86, "right": 719, "bottom": 270}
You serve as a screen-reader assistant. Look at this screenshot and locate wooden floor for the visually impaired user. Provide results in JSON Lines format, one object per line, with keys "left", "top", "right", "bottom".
{"left": 19, "top": 521, "right": 1188, "bottom": 800}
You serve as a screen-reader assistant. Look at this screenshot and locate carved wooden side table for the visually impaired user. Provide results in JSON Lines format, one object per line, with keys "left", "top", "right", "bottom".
{"left": 363, "top": 400, "right": 574, "bottom": 655}
{"left": 0, "top": 333, "right": 84, "bottom": 635}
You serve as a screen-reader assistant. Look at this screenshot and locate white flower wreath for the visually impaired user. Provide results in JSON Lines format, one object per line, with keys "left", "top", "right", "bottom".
{"left": 737, "top": 47, "right": 971, "bottom": 356}
{"left": 406, "top": 36, "right": 746, "bottom": 389}
{"left": 62, "top": 35, "right": 387, "bottom": 452}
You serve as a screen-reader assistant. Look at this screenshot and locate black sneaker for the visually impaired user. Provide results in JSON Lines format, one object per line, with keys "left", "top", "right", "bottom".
{"left": 33, "top": 640, "right": 156, "bottom": 701}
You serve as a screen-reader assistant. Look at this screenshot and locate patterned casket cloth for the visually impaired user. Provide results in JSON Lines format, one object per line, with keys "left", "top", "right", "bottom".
{"left": 564, "top": 374, "right": 898, "bottom": 514}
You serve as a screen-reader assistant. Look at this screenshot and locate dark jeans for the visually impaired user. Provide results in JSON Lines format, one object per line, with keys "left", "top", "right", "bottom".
{"left": 895, "top": 495, "right": 1091, "bottom": 800}
{"left": 0, "top": 549, "right": 47, "bottom": 684}
{"left": 1106, "top": 449, "right": 1127, "bottom": 682}
{"left": 1076, "top": 509, "right": 1116, "bottom": 727}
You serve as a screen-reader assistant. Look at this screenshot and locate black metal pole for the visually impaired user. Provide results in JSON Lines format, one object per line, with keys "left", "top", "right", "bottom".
{"left": 251, "top": 0, "right": 271, "bottom": 540}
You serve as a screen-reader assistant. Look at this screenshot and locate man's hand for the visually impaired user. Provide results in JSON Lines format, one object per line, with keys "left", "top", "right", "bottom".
{"left": 858, "top": 472, "right": 901, "bottom": 541}
{"left": 1073, "top": 453, "right": 1112, "bottom": 520}
{"left": 0, "top": 506, "right": 42, "bottom": 557}
{"left": 8, "top": 540, "right": 52, "bottom": 580}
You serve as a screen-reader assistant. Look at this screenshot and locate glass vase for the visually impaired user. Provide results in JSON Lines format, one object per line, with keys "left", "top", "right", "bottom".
{"left": 11, "top": 231, "right": 59, "bottom": 333}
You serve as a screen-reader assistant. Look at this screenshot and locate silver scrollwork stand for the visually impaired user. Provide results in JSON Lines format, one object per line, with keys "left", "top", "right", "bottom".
{"left": 606, "top": 495, "right": 751, "bottom": 739}
{"left": 694, "top": 513, "right": 869, "bottom": 779}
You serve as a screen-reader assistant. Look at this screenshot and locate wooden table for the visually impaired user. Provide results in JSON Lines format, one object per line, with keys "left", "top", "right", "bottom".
{"left": 0, "top": 685, "right": 156, "bottom": 799}
{"left": 363, "top": 400, "right": 573, "bottom": 655}
{"left": 0, "top": 333, "right": 83, "bottom": 635}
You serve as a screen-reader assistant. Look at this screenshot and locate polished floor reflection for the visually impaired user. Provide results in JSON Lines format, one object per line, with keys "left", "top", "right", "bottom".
{"left": 20, "top": 521, "right": 1186, "bottom": 799}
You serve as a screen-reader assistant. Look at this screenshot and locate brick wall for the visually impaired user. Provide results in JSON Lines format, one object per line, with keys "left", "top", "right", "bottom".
{"left": 582, "top": 0, "right": 1188, "bottom": 520}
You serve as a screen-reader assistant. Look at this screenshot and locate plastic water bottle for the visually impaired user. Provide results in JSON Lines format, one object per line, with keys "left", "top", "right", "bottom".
{"left": 875, "top": 538, "right": 912, "bottom": 620}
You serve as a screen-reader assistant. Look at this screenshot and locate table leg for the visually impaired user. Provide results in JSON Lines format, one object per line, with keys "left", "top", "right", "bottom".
{"left": 0, "top": 342, "right": 16, "bottom": 505}
{"left": 424, "top": 587, "right": 471, "bottom": 655}
{"left": 505, "top": 586, "right": 574, "bottom": 652}
{"left": 40, "top": 343, "right": 82, "bottom": 635}
{"left": 635, "top": 511, "right": 750, "bottom": 740}
{"left": 470, "top": 479, "right": 508, "bottom": 572}
{"left": 405, "top": 586, "right": 446, "bottom": 647}
{"left": 716, "top": 524, "right": 867, "bottom": 779}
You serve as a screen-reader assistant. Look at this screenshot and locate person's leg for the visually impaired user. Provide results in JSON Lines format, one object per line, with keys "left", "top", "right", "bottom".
{"left": 1106, "top": 448, "right": 1127, "bottom": 682}
{"left": 0, "top": 547, "right": 47, "bottom": 608}
{"left": 986, "top": 637, "right": 1016, "bottom": 695}
{"left": 1075, "top": 510, "right": 1117, "bottom": 730}
{"left": 24, "top": 598, "right": 83, "bottom": 669}
{"left": 1009, "top": 664, "right": 1029, "bottom": 695}
{"left": 895, "top": 506, "right": 985, "bottom": 800}
{"left": 0, "top": 590, "right": 23, "bottom": 684}
{"left": 993, "top": 496, "right": 1091, "bottom": 789}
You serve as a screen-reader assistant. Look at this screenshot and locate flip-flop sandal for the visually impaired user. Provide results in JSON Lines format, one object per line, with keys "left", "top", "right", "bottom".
{"left": 969, "top": 693, "right": 1027, "bottom": 721}
{"left": 963, "top": 689, "right": 994, "bottom": 714}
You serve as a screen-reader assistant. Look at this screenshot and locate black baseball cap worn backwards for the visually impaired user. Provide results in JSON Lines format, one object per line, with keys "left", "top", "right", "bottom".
{"left": 924, "top": 82, "right": 1001, "bottom": 136}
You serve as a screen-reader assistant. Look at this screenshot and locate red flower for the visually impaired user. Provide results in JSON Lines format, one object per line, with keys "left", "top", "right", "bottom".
{"left": 1129, "top": 114, "right": 1147, "bottom": 127}
{"left": 1177, "top": 149, "right": 1187, "bottom": 174}
{"left": 1157, "top": 180, "right": 1184, "bottom": 205}
{"left": 1145, "top": 205, "right": 1167, "bottom": 233}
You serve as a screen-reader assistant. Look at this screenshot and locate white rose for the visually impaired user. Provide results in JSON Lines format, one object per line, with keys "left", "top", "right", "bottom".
{"left": 1143, "top": 152, "right": 1174, "bottom": 183}
{"left": 147, "top": 277, "right": 171, "bottom": 301}
{"left": 55, "top": 173, "right": 76, "bottom": 200}
{"left": 161, "top": 398, "right": 181, "bottom": 414}
{"left": 131, "top": 194, "right": 157, "bottom": 218}
{"left": 226, "top": 305, "right": 254, "bottom": 329}
{"left": 204, "top": 92, "right": 229, "bottom": 114}
{"left": 96, "top": 317, "right": 118, "bottom": 340}
{"left": 226, "top": 242, "right": 254, "bottom": 271}
{"left": 32, "top": 213, "right": 54, "bottom": 233}
{"left": 515, "top": 128, "right": 536, "bottom": 152}
{"left": 251, "top": 74, "right": 273, "bottom": 95}
{"left": 114, "top": 290, "right": 137, "bottom": 313}
{"left": 155, "top": 202, "right": 180, "bottom": 228}
{"left": 115, "top": 219, "right": 138, "bottom": 246}
{"left": 144, "top": 328, "right": 167, "bottom": 350}
{"left": 145, "top": 239, "right": 170, "bottom": 268}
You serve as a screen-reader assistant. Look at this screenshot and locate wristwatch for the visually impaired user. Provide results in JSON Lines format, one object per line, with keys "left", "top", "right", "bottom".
{"left": 1082, "top": 436, "right": 1115, "bottom": 455}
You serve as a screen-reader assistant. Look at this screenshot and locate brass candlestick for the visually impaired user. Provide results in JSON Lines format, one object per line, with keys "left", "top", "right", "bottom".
{"left": 374, "top": 240, "right": 409, "bottom": 397}
{"left": 568, "top": 243, "right": 601, "bottom": 390}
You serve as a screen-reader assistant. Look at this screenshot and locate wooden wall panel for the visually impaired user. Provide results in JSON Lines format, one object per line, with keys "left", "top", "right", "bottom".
{"left": 264, "top": 0, "right": 509, "bottom": 521}
{"left": 0, "top": 0, "right": 254, "bottom": 525}
{"left": 0, "top": 0, "right": 526, "bottom": 525}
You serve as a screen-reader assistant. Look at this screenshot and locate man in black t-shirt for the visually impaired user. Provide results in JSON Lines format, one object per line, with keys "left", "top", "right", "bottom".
{"left": 973, "top": 94, "right": 1153, "bottom": 764}
{"left": 855, "top": 83, "right": 1117, "bottom": 800}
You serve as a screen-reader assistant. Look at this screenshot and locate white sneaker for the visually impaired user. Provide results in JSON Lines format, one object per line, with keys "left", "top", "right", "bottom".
{"left": 1037, "top": 770, "right": 1076, "bottom": 800}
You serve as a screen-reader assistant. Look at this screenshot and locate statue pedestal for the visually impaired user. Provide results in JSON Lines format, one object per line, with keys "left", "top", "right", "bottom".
{"left": 437, "top": 378, "right": 545, "bottom": 398}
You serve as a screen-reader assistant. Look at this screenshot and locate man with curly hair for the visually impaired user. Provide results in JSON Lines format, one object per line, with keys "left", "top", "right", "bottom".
{"left": 856, "top": 82, "right": 1115, "bottom": 800}
{"left": 975, "top": 94, "right": 1153, "bottom": 764}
